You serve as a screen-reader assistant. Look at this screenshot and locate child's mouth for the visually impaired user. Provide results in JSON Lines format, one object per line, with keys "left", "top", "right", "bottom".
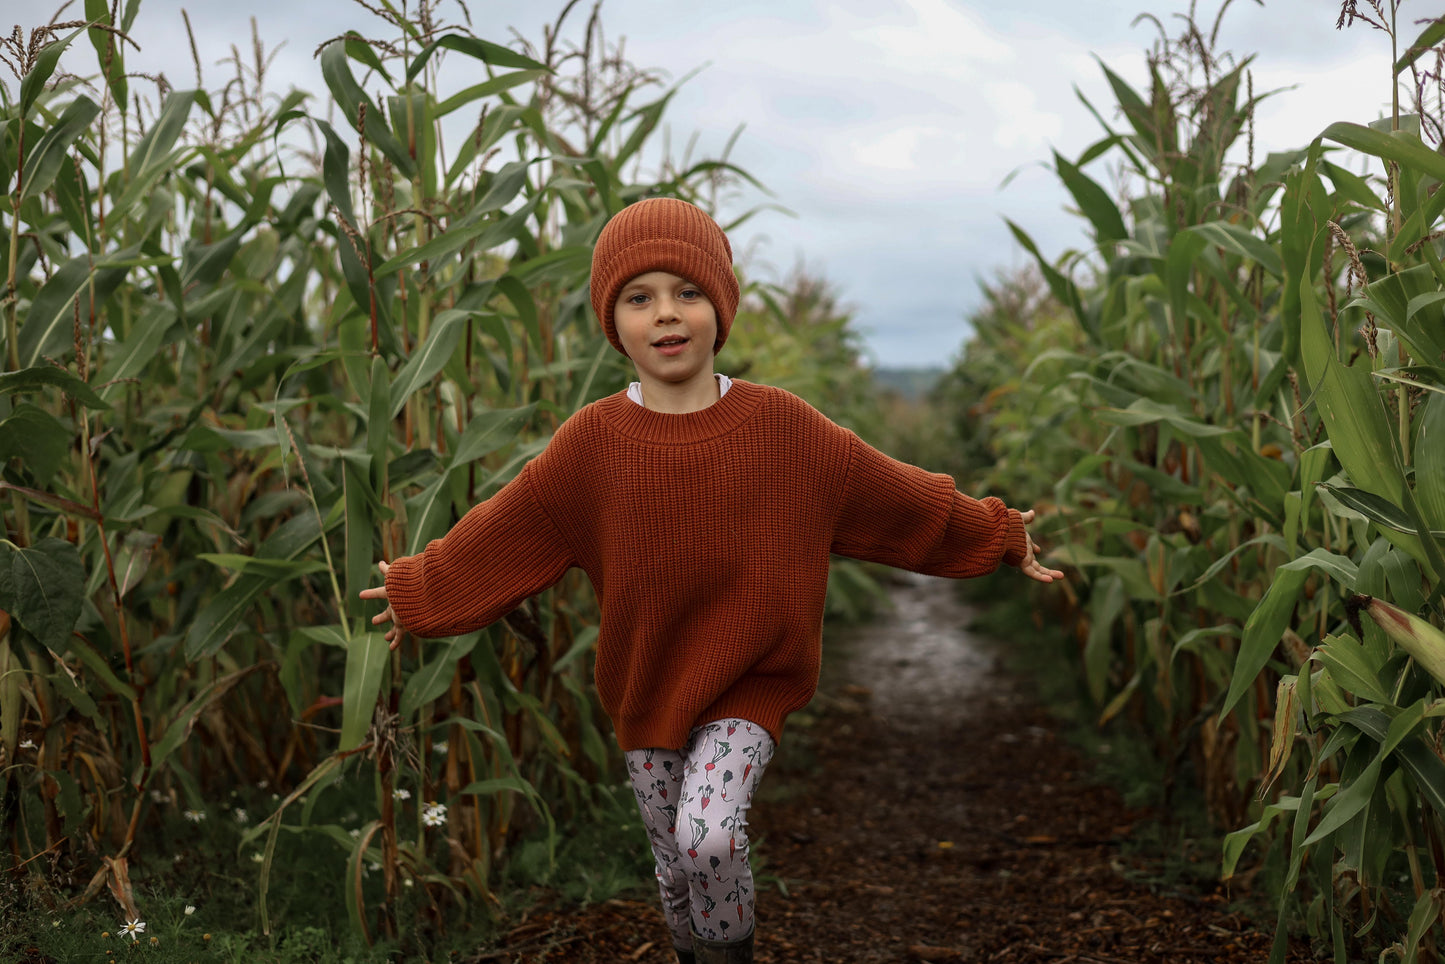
{"left": 652, "top": 336, "right": 689, "bottom": 356}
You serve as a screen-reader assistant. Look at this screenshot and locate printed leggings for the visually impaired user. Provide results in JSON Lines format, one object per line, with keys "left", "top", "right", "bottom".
{"left": 624, "top": 719, "right": 775, "bottom": 947}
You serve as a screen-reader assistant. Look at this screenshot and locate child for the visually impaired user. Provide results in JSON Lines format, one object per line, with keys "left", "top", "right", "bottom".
{"left": 360, "top": 197, "right": 1064, "bottom": 964}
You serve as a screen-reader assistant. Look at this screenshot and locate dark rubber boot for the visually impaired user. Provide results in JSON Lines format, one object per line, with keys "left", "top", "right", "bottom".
{"left": 674, "top": 947, "right": 696, "bottom": 964}
{"left": 691, "top": 929, "right": 754, "bottom": 964}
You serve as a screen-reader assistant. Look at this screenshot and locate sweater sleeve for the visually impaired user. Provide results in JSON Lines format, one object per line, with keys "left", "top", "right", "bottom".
{"left": 830, "top": 433, "right": 1027, "bottom": 577}
{"left": 384, "top": 463, "right": 576, "bottom": 638}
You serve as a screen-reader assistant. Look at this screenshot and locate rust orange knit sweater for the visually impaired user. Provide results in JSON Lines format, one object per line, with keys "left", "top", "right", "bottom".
{"left": 385, "top": 379, "right": 1027, "bottom": 751}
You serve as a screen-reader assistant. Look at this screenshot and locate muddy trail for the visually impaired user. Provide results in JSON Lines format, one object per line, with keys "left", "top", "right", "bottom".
{"left": 481, "top": 575, "right": 1313, "bottom": 963}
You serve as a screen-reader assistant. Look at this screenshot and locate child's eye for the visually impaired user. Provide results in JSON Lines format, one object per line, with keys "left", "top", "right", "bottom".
{"left": 679, "top": 288, "right": 701, "bottom": 300}
{"left": 626, "top": 293, "right": 649, "bottom": 305}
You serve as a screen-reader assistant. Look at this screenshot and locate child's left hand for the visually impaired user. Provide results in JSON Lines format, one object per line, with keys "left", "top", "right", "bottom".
{"left": 358, "top": 560, "right": 405, "bottom": 650}
{"left": 1017, "top": 509, "right": 1066, "bottom": 584}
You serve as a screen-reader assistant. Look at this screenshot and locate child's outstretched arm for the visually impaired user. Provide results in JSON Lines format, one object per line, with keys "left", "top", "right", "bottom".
{"left": 358, "top": 560, "right": 404, "bottom": 650}
{"left": 1016, "top": 509, "right": 1066, "bottom": 584}
{"left": 358, "top": 463, "right": 576, "bottom": 646}
{"left": 830, "top": 433, "right": 1063, "bottom": 583}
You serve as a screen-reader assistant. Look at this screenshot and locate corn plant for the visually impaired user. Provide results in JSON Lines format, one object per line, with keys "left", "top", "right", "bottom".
{"left": 949, "top": 3, "right": 1445, "bottom": 958}
{"left": 0, "top": 0, "right": 803, "bottom": 947}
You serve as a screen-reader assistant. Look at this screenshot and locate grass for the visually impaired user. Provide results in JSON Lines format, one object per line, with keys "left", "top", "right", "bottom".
{"left": 1, "top": 770, "right": 658, "bottom": 964}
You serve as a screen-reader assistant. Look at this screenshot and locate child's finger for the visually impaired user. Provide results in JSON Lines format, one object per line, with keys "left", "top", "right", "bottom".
{"left": 1019, "top": 508, "right": 1036, "bottom": 524}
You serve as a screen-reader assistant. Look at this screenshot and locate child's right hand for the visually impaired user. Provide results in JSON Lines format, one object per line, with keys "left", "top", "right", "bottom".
{"left": 358, "top": 560, "right": 404, "bottom": 650}
{"left": 1017, "top": 509, "right": 1066, "bottom": 584}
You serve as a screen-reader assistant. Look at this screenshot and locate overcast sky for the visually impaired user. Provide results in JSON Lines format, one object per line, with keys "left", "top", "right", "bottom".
{"left": 46, "top": 0, "right": 1405, "bottom": 367}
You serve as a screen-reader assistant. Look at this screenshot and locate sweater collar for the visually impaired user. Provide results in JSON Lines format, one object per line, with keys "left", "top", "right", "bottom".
{"left": 595, "top": 378, "right": 765, "bottom": 443}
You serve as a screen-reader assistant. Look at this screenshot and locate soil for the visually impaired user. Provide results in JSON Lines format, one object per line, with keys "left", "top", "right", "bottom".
{"left": 477, "top": 575, "right": 1318, "bottom": 964}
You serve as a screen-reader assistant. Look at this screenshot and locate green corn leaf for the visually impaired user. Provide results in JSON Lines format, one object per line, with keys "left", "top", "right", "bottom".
{"left": 339, "top": 631, "right": 389, "bottom": 752}
{"left": 1004, "top": 219, "right": 1091, "bottom": 339}
{"left": 1221, "top": 566, "right": 1309, "bottom": 718}
{"left": 1084, "top": 573, "right": 1126, "bottom": 704}
{"left": 1053, "top": 150, "right": 1127, "bottom": 244}
{"left": 1318, "top": 482, "right": 1444, "bottom": 537}
{"left": 19, "top": 27, "right": 86, "bottom": 118}
{"left": 1165, "top": 229, "right": 1207, "bottom": 333}
{"left": 180, "top": 223, "right": 250, "bottom": 289}
{"left": 1395, "top": 16, "right": 1445, "bottom": 74}
{"left": 1416, "top": 394, "right": 1445, "bottom": 533}
{"left": 1402, "top": 292, "right": 1445, "bottom": 364}
{"left": 342, "top": 456, "right": 373, "bottom": 625}
{"left": 254, "top": 754, "right": 345, "bottom": 934}
{"left": 1313, "top": 634, "right": 1392, "bottom": 705}
{"left": 20, "top": 94, "right": 99, "bottom": 202}
{"left": 1042, "top": 544, "right": 1160, "bottom": 601}
{"left": 1278, "top": 547, "right": 1360, "bottom": 589}
{"left": 1303, "top": 753, "right": 1384, "bottom": 848}
{"left": 84, "top": 0, "right": 126, "bottom": 110}
{"left": 19, "top": 245, "right": 142, "bottom": 370}
{"left": 315, "top": 118, "right": 356, "bottom": 227}
{"left": 1320, "top": 159, "right": 1385, "bottom": 212}
{"left": 1323, "top": 122, "right": 1445, "bottom": 186}
{"left": 1299, "top": 268, "right": 1415, "bottom": 537}
{"left": 435, "top": 69, "right": 545, "bottom": 118}
{"left": 1095, "top": 58, "right": 1155, "bottom": 153}
{"left": 1222, "top": 794, "right": 1302, "bottom": 879}
{"left": 388, "top": 309, "right": 474, "bottom": 419}
{"left": 96, "top": 301, "right": 177, "bottom": 400}
{"left": 371, "top": 171, "right": 538, "bottom": 279}
{"left": 111, "top": 91, "right": 198, "bottom": 218}
{"left": 460, "top": 775, "right": 539, "bottom": 797}
{"left": 185, "top": 513, "right": 323, "bottom": 661}
{"left": 66, "top": 636, "right": 136, "bottom": 700}
{"left": 1402, "top": 891, "right": 1445, "bottom": 964}
{"left": 1186, "top": 221, "right": 1283, "bottom": 277}
{"left": 615, "top": 93, "right": 674, "bottom": 171}
{"left": 319, "top": 41, "right": 415, "bottom": 179}
{"left": 406, "top": 33, "right": 549, "bottom": 83}
{"left": 150, "top": 665, "right": 267, "bottom": 773}
{"left": 196, "top": 554, "right": 332, "bottom": 579}
{"left": 1335, "top": 704, "right": 1445, "bottom": 830}
{"left": 1095, "top": 397, "right": 1236, "bottom": 436}
{"left": 399, "top": 632, "right": 479, "bottom": 718}
{"left": 404, "top": 472, "right": 456, "bottom": 557}
{"left": 449, "top": 404, "right": 536, "bottom": 468}
{"left": 343, "top": 32, "right": 393, "bottom": 83}
{"left": 0, "top": 365, "right": 108, "bottom": 410}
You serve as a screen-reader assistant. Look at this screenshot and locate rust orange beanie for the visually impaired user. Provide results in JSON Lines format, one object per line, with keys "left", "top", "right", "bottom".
{"left": 590, "top": 197, "right": 740, "bottom": 356}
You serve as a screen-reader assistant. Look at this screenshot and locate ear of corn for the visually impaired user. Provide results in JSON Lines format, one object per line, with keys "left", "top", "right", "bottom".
{"left": 1358, "top": 594, "right": 1445, "bottom": 687}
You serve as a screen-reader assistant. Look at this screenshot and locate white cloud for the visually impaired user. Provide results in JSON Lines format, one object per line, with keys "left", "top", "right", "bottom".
{"left": 852, "top": 126, "right": 929, "bottom": 171}
{"left": 100, "top": 0, "right": 1421, "bottom": 367}
{"left": 984, "top": 80, "right": 1063, "bottom": 151}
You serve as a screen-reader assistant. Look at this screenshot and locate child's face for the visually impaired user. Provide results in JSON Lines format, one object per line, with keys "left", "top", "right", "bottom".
{"left": 613, "top": 270, "right": 718, "bottom": 391}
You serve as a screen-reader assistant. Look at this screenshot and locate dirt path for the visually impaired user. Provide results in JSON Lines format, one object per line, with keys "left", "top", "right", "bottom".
{"left": 487, "top": 575, "right": 1310, "bottom": 963}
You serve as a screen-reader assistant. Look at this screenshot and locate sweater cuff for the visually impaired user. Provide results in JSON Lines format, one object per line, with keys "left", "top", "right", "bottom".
{"left": 1000, "top": 507, "right": 1028, "bottom": 568}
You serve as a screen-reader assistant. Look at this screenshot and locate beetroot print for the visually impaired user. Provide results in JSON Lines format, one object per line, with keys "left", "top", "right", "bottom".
{"left": 624, "top": 718, "right": 774, "bottom": 946}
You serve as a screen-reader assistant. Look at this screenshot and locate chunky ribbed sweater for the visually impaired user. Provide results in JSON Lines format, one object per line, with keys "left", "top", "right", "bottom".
{"left": 385, "top": 380, "right": 1027, "bottom": 751}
